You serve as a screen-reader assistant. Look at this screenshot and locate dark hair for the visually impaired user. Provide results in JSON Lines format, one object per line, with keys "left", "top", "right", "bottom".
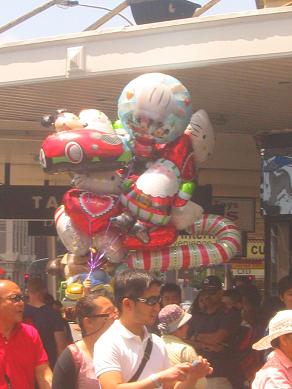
{"left": 237, "top": 284, "right": 262, "bottom": 308}
{"left": 75, "top": 295, "right": 107, "bottom": 335}
{"left": 189, "top": 290, "right": 205, "bottom": 316}
{"left": 278, "top": 275, "right": 292, "bottom": 296}
{"left": 114, "top": 270, "right": 161, "bottom": 312}
{"left": 27, "top": 277, "right": 46, "bottom": 294}
{"left": 223, "top": 288, "right": 242, "bottom": 304}
{"left": 271, "top": 337, "right": 280, "bottom": 348}
{"left": 44, "top": 293, "right": 55, "bottom": 306}
{"left": 161, "top": 283, "right": 181, "bottom": 297}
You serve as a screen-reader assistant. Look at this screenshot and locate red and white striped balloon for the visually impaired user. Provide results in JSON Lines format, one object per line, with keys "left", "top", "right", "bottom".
{"left": 127, "top": 214, "right": 241, "bottom": 271}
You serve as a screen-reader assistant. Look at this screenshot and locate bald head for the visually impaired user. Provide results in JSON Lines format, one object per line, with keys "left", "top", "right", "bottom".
{"left": 0, "top": 280, "right": 24, "bottom": 329}
{"left": 0, "top": 280, "right": 20, "bottom": 297}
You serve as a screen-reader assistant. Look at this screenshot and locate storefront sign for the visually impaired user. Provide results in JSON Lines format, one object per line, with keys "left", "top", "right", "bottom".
{"left": 0, "top": 185, "right": 69, "bottom": 219}
{"left": 213, "top": 197, "right": 255, "bottom": 232}
{"left": 173, "top": 234, "right": 216, "bottom": 246}
{"left": 246, "top": 239, "right": 264, "bottom": 259}
{"left": 231, "top": 260, "right": 264, "bottom": 277}
{"left": 232, "top": 268, "right": 264, "bottom": 277}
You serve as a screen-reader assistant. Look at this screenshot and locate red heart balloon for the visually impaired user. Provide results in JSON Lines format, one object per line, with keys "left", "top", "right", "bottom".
{"left": 63, "top": 189, "right": 122, "bottom": 236}
{"left": 123, "top": 224, "right": 177, "bottom": 250}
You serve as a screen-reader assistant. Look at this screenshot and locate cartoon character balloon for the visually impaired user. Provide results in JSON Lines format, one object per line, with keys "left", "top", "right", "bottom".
{"left": 41, "top": 109, "right": 86, "bottom": 132}
{"left": 79, "top": 109, "right": 114, "bottom": 133}
{"left": 185, "top": 109, "right": 215, "bottom": 164}
{"left": 118, "top": 73, "right": 192, "bottom": 157}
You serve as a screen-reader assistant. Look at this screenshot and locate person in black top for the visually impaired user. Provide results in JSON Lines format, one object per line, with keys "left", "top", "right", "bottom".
{"left": 187, "top": 276, "right": 242, "bottom": 389}
{"left": 24, "top": 277, "right": 68, "bottom": 369}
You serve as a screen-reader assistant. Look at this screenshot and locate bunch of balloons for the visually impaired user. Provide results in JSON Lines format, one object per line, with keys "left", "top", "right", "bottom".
{"left": 40, "top": 73, "right": 241, "bottom": 300}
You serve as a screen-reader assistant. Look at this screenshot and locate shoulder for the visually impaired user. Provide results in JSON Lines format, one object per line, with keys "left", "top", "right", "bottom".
{"left": 19, "top": 322, "right": 39, "bottom": 336}
{"left": 253, "top": 361, "right": 292, "bottom": 388}
{"left": 150, "top": 333, "right": 168, "bottom": 356}
{"left": 95, "top": 321, "right": 119, "bottom": 347}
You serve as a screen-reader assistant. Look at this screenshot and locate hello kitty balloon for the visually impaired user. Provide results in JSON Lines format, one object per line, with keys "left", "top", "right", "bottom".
{"left": 185, "top": 109, "right": 215, "bottom": 164}
{"left": 118, "top": 73, "right": 192, "bottom": 157}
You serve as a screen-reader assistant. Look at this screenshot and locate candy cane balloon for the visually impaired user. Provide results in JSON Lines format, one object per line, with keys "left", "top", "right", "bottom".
{"left": 127, "top": 214, "right": 241, "bottom": 271}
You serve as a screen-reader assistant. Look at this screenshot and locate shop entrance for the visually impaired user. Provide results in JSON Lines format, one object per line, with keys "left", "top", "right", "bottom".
{"left": 265, "top": 220, "right": 292, "bottom": 296}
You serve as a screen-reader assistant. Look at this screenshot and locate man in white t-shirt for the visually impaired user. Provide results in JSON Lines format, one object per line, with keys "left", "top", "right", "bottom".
{"left": 93, "top": 270, "right": 212, "bottom": 389}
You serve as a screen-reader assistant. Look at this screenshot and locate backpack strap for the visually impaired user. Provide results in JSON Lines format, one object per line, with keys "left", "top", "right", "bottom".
{"left": 128, "top": 336, "right": 153, "bottom": 382}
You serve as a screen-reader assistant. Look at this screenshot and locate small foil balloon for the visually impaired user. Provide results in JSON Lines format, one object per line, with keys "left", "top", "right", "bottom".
{"left": 93, "top": 229, "right": 128, "bottom": 263}
{"left": 185, "top": 109, "right": 215, "bottom": 164}
{"left": 79, "top": 109, "right": 114, "bottom": 133}
{"left": 118, "top": 73, "right": 192, "bottom": 145}
{"left": 72, "top": 170, "right": 123, "bottom": 195}
{"left": 62, "top": 253, "right": 89, "bottom": 279}
{"left": 55, "top": 205, "right": 91, "bottom": 256}
{"left": 41, "top": 109, "right": 86, "bottom": 132}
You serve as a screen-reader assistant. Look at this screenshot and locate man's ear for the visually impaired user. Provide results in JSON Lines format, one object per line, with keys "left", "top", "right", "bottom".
{"left": 122, "top": 297, "right": 134, "bottom": 311}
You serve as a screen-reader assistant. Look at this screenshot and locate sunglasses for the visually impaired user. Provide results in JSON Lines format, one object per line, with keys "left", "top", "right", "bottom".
{"left": 88, "top": 313, "right": 110, "bottom": 319}
{"left": 135, "top": 296, "right": 161, "bottom": 306}
{"left": 4, "top": 294, "right": 25, "bottom": 303}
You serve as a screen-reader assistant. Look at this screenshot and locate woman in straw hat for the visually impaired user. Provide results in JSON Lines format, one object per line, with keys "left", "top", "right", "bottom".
{"left": 252, "top": 310, "right": 292, "bottom": 388}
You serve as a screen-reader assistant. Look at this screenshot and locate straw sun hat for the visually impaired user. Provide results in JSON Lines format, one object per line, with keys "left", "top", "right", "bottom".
{"left": 158, "top": 304, "right": 192, "bottom": 335}
{"left": 252, "top": 310, "right": 292, "bottom": 351}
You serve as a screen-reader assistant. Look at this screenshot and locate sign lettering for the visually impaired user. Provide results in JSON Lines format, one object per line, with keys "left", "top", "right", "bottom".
{"left": 246, "top": 240, "right": 265, "bottom": 259}
{"left": 213, "top": 197, "right": 255, "bottom": 232}
{"left": 0, "top": 185, "right": 69, "bottom": 219}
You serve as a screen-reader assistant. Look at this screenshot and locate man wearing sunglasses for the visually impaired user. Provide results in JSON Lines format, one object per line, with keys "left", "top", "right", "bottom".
{"left": 0, "top": 279, "right": 52, "bottom": 389}
{"left": 94, "top": 269, "right": 212, "bottom": 388}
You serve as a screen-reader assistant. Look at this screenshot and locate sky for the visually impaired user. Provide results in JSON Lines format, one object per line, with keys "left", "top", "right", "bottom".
{"left": 0, "top": 0, "right": 257, "bottom": 43}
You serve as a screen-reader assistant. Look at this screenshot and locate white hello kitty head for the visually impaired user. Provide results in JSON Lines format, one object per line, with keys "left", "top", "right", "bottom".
{"left": 185, "top": 109, "right": 215, "bottom": 164}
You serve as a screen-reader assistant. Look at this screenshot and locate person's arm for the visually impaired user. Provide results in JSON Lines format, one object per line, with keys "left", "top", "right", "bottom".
{"left": 194, "top": 329, "right": 229, "bottom": 346}
{"left": 53, "top": 309, "right": 70, "bottom": 355}
{"left": 52, "top": 348, "right": 78, "bottom": 389}
{"left": 54, "top": 331, "right": 69, "bottom": 356}
{"left": 35, "top": 363, "right": 53, "bottom": 389}
{"left": 190, "top": 309, "right": 239, "bottom": 348}
{"left": 98, "top": 359, "right": 211, "bottom": 389}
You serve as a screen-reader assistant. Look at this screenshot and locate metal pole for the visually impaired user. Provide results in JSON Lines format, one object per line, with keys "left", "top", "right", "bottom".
{"left": 84, "top": 0, "right": 129, "bottom": 31}
{"left": 0, "top": 0, "right": 61, "bottom": 34}
{"left": 47, "top": 236, "right": 57, "bottom": 298}
{"left": 193, "top": 0, "right": 221, "bottom": 17}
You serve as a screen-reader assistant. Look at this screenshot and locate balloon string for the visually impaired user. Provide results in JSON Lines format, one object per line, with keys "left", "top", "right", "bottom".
{"left": 86, "top": 159, "right": 135, "bottom": 274}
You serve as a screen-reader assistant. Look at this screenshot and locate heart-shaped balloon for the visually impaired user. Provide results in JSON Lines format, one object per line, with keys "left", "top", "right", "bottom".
{"left": 63, "top": 189, "right": 122, "bottom": 236}
{"left": 123, "top": 224, "right": 177, "bottom": 250}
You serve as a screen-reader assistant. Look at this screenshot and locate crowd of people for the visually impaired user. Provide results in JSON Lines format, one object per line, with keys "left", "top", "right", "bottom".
{"left": 1, "top": 270, "right": 292, "bottom": 389}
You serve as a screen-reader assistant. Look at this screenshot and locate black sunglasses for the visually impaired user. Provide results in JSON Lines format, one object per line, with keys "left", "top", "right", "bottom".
{"left": 4, "top": 294, "right": 25, "bottom": 303}
{"left": 135, "top": 296, "right": 161, "bottom": 306}
{"left": 88, "top": 313, "right": 110, "bottom": 319}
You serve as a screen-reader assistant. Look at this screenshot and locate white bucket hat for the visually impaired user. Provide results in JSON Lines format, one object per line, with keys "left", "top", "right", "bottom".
{"left": 158, "top": 304, "right": 192, "bottom": 335}
{"left": 253, "top": 310, "right": 292, "bottom": 350}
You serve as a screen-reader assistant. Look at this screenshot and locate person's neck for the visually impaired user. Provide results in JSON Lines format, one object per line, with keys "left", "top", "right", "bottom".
{"left": 78, "top": 335, "right": 96, "bottom": 358}
{"left": 278, "top": 346, "right": 292, "bottom": 363}
{"left": 119, "top": 316, "right": 145, "bottom": 339}
{"left": 0, "top": 321, "right": 16, "bottom": 339}
{"left": 28, "top": 295, "right": 45, "bottom": 308}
